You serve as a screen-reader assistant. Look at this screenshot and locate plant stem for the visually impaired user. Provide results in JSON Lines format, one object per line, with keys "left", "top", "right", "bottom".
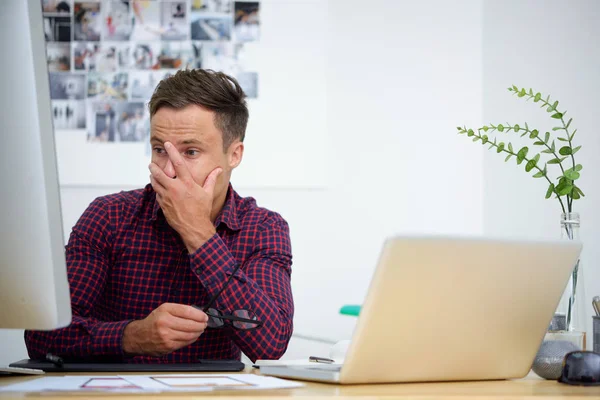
{"left": 560, "top": 116, "right": 577, "bottom": 212}
{"left": 486, "top": 124, "right": 567, "bottom": 176}
{"left": 513, "top": 89, "right": 578, "bottom": 212}
{"left": 473, "top": 130, "right": 567, "bottom": 214}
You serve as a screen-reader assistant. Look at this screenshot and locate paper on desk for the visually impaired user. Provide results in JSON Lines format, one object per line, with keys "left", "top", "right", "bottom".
{"left": 0, "top": 373, "right": 303, "bottom": 393}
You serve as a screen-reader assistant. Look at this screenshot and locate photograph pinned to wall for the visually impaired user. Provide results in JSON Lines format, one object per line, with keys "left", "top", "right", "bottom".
{"left": 42, "top": 0, "right": 72, "bottom": 14}
{"left": 51, "top": 99, "right": 85, "bottom": 129}
{"left": 74, "top": 2, "right": 101, "bottom": 41}
{"left": 96, "top": 42, "right": 130, "bottom": 72}
{"left": 46, "top": 43, "right": 70, "bottom": 71}
{"left": 131, "top": 42, "right": 161, "bottom": 69}
{"left": 202, "top": 42, "right": 237, "bottom": 74}
{"left": 49, "top": 72, "right": 86, "bottom": 100}
{"left": 234, "top": 1, "right": 259, "bottom": 42}
{"left": 201, "top": 42, "right": 257, "bottom": 98}
{"left": 73, "top": 42, "right": 99, "bottom": 70}
{"left": 190, "top": 11, "right": 232, "bottom": 41}
{"left": 130, "top": 70, "right": 168, "bottom": 100}
{"left": 115, "top": 102, "right": 149, "bottom": 142}
{"left": 87, "top": 101, "right": 148, "bottom": 143}
{"left": 191, "top": 0, "right": 232, "bottom": 13}
{"left": 192, "top": 41, "right": 204, "bottom": 67}
{"left": 43, "top": 14, "right": 71, "bottom": 42}
{"left": 236, "top": 71, "right": 257, "bottom": 98}
{"left": 160, "top": 1, "right": 188, "bottom": 40}
{"left": 159, "top": 42, "right": 199, "bottom": 69}
{"left": 87, "top": 72, "right": 128, "bottom": 101}
{"left": 131, "top": 0, "right": 162, "bottom": 41}
{"left": 104, "top": 1, "right": 132, "bottom": 41}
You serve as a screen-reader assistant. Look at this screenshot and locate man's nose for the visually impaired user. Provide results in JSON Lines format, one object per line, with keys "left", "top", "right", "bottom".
{"left": 164, "top": 159, "right": 176, "bottom": 179}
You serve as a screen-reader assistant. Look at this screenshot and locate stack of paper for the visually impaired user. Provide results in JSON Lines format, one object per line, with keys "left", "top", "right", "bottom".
{"left": 0, "top": 373, "right": 304, "bottom": 394}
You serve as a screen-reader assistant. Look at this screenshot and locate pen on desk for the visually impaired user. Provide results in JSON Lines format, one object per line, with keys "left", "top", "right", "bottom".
{"left": 45, "top": 353, "right": 64, "bottom": 367}
{"left": 309, "top": 356, "right": 335, "bottom": 364}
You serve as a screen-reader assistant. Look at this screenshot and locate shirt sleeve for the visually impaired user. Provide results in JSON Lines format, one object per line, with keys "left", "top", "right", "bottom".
{"left": 24, "top": 198, "right": 131, "bottom": 360}
{"left": 190, "top": 215, "right": 294, "bottom": 362}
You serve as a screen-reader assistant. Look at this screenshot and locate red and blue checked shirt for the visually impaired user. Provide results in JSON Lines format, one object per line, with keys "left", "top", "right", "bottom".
{"left": 25, "top": 184, "right": 294, "bottom": 363}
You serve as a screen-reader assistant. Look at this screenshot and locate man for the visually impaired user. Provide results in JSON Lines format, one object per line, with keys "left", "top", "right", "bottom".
{"left": 25, "top": 69, "right": 294, "bottom": 363}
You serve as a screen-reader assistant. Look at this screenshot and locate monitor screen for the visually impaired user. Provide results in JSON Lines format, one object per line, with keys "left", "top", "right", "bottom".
{"left": 0, "top": 0, "right": 72, "bottom": 330}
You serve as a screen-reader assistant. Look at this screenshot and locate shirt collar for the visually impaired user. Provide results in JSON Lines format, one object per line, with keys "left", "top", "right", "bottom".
{"left": 214, "top": 184, "right": 241, "bottom": 232}
{"left": 149, "top": 183, "right": 241, "bottom": 232}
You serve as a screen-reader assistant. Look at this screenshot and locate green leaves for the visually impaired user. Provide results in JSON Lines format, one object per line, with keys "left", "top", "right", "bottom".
{"left": 546, "top": 183, "right": 555, "bottom": 199}
{"left": 556, "top": 178, "right": 573, "bottom": 196}
{"left": 457, "top": 86, "right": 583, "bottom": 213}
{"left": 533, "top": 164, "right": 547, "bottom": 178}
{"left": 564, "top": 165, "right": 582, "bottom": 181}
{"left": 516, "top": 147, "right": 529, "bottom": 164}
{"left": 564, "top": 170, "right": 580, "bottom": 180}
{"left": 529, "top": 129, "right": 539, "bottom": 139}
{"left": 559, "top": 146, "right": 572, "bottom": 156}
{"left": 547, "top": 156, "right": 567, "bottom": 164}
{"left": 572, "top": 186, "right": 585, "bottom": 199}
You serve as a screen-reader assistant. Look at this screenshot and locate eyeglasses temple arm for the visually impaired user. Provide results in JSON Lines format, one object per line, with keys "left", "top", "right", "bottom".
{"left": 207, "top": 313, "right": 264, "bottom": 325}
{"left": 202, "top": 261, "right": 243, "bottom": 312}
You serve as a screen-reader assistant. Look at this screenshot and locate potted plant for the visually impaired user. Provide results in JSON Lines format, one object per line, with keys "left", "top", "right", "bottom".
{"left": 456, "top": 85, "right": 586, "bottom": 348}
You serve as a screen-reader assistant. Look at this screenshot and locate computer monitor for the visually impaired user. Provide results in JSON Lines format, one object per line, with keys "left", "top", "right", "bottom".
{"left": 0, "top": 0, "right": 72, "bottom": 332}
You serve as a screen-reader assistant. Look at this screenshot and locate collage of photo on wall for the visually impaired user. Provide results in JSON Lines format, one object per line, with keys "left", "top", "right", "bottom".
{"left": 42, "top": 0, "right": 260, "bottom": 142}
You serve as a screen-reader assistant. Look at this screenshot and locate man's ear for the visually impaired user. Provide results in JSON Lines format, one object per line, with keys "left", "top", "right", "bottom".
{"left": 228, "top": 141, "right": 244, "bottom": 169}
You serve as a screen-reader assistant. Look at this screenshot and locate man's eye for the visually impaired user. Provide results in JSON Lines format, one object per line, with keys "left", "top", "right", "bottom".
{"left": 153, "top": 147, "right": 165, "bottom": 154}
{"left": 185, "top": 149, "right": 199, "bottom": 156}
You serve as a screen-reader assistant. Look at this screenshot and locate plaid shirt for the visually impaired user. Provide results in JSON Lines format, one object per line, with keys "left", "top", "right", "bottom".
{"left": 25, "top": 184, "right": 293, "bottom": 363}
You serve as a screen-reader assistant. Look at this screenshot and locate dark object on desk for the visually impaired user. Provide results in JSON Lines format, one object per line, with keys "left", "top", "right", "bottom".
{"left": 558, "top": 351, "right": 600, "bottom": 386}
{"left": 532, "top": 340, "right": 579, "bottom": 380}
{"left": 9, "top": 359, "right": 245, "bottom": 373}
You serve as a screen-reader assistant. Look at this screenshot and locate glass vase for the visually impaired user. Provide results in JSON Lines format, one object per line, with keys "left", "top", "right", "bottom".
{"left": 553, "top": 212, "right": 587, "bottom": 349}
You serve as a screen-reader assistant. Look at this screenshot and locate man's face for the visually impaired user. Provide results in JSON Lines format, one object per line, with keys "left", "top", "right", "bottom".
{"left": 150, "top": 104, "right": 243, "bottom": 204}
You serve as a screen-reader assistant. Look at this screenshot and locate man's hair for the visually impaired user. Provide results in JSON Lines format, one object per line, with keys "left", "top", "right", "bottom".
{"left": 148, "top": 69, "right": 249, "bottom": 149}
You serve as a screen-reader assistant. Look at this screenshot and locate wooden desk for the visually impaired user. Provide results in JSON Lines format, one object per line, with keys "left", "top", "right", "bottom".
{"left": 1, "top": 367, "right": 600, "bottom": 399}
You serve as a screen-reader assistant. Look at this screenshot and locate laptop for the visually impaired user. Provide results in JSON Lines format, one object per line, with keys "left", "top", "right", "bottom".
{"left": 260, "top": 235, "right": 582, "bottom": 384}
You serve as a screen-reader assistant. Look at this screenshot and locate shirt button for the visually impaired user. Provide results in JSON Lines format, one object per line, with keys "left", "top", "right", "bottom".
{"left": 195, "top": 267, "right": 201, "bottom": 274}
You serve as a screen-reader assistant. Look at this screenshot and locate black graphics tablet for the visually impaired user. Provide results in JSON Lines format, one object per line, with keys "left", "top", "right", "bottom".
{"left": 9, "top": 359, "right": 245, "bottom": 373}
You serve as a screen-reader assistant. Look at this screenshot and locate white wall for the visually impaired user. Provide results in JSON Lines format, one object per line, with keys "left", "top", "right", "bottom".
{"left": 1, "top": 0, "right": 484, "bottom": 365}
{"left": 481, "top": 0, "right": 600, "bottom": 342}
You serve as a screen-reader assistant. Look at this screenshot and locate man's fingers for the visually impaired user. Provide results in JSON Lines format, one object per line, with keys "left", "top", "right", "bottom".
{"left": 150, "top": 175, "right": 166, "bottom": 197}
{"left": 164, "top": 142, "right": 192, "bottom": 182}
{"left": 161, "top": 303, "right": 209, "bottom": 323}
{"left": 203, "top": 167, "right": 223, "bottom": 197}
{"left": 149, "top": 163, "right": 172, "bottom": 191}
{"left": 168, "top": 315, "right": 208, "bottom": 333}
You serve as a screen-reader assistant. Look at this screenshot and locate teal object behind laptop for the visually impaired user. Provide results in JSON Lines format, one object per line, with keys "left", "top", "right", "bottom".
{"left": 260, "top": 235, "right": 582, "bottom": 384}
{"left": 339, "top": 305, "right": 361, "bottom": 316}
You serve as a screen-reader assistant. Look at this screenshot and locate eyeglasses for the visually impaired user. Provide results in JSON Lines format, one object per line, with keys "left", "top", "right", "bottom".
{"left": 193, "top": 262, "right": 263, "bottom": 331}
{"left": 558, "top": 351, "right": 600, "bottom": 386}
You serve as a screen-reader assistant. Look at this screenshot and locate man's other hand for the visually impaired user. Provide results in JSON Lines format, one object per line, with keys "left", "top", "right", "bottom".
{"left": 122, "top": 303, "right": 209, "bottom": 357}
